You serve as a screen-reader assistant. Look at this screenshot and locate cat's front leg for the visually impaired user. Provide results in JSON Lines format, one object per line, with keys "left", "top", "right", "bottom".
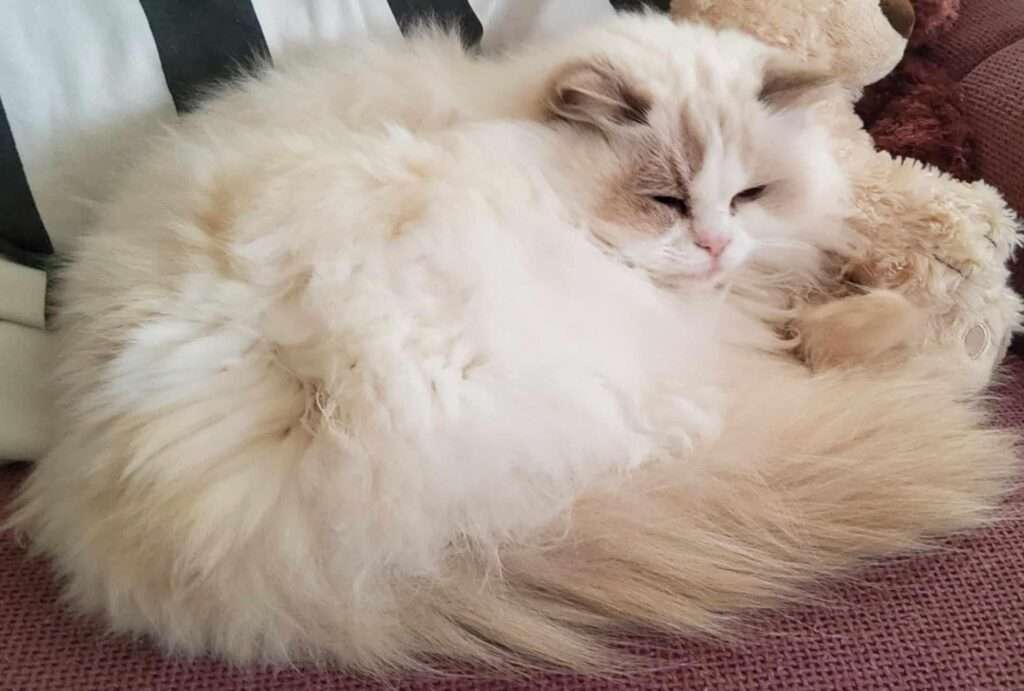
{"left": 793, "top": 289, "right": 926, "bottom": 371}
{"left": 644, "top": 382, "right": 726, "bottom": 459}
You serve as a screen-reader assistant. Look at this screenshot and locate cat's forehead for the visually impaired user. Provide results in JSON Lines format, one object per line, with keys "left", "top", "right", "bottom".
{"left": 634, "top": 93, "right": 764, "bottom": 189}
{"left": 574, "top": 21, "right": 810, "bottom": 187}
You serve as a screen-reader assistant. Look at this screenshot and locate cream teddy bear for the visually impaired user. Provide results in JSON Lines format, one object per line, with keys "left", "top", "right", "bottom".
{"left": 673, "top": 0, "right": 1022, "bottom": 391}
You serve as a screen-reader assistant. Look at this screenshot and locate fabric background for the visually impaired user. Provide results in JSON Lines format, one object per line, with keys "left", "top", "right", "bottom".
{"left": 936, "top": 0, "right": 1024, "bottom": 310}
{"left": 931, "top": 0, "right": 1024, "bottom": 79}
{"left": 960, "top": 41, "right": 1024, "bottom": 217}
{"left": 0, "top": 259, "right": 47, "bottom": 462}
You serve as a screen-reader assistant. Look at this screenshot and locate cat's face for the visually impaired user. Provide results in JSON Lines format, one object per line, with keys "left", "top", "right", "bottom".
{"left": 547, "top": 21, "right": 851, "bottom": 286}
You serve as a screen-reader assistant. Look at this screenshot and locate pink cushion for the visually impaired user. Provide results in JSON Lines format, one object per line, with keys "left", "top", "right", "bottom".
{"left": 932, "top": 0, "right": 1024, "bottom": 79}
{"left": 3, "top": 360, "right": 1024, "bottom": 690}
{"left": 961, "top": 39, "right": 1024, "bottom": 215}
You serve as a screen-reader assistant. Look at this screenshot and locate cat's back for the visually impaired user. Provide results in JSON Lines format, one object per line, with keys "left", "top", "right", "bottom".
{"left": 39, "top": 86, "right": 721, "bottom": 580}
{"left": 57, "top": 71, "right": 657, "bottom": 441}
{"left": 59, "top": 92, "right": 567, "bottom": 398}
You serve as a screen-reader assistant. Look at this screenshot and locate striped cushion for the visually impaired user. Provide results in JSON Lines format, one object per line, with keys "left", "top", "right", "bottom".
{"left": 0, "top": 0, "right": 670, "bottom": 267}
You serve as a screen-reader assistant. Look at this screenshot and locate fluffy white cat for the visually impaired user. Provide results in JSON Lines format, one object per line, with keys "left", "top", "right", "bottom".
{"left": 10, "top": 14, "right": 1016, "bottom": 673}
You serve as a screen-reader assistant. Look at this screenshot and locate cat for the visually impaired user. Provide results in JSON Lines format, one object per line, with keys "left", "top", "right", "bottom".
{"left": 10, "top": 14, "right": 1016, "bottom": 673}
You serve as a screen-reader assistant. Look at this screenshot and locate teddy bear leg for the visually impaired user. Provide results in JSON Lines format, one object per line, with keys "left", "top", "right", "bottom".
{"left": 846, "top": 154, "right": 1022, "bottom": 389}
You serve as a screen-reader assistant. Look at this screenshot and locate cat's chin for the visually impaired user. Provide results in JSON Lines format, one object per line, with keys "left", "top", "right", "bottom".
{"left": 676, "top": 256, "right": 742, "bottom": 282}
{"left": 652, "top": 266, "right": 737, "bottom": 291}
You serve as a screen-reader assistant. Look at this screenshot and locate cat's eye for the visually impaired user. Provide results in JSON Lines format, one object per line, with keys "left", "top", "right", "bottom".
{"left": 732, "top": 185, "right": 768, "bottom": 207}
{"left": 651, "top": 195, "right": 690, "bottom": 216}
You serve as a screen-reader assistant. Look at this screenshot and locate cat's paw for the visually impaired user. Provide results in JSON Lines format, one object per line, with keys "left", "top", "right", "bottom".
{"left": 794, "top": 289, "right": 926, "bottom": 371}
{"left": 646, "top": 383, "right": 725, "bottom": 456}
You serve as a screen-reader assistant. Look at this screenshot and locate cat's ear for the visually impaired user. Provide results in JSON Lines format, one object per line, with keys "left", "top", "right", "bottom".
{"left": 759, "top": 55, "right": 836, "bottom": 110}
{"left": 547, "top": 60, "right": 651, "bottom": 130}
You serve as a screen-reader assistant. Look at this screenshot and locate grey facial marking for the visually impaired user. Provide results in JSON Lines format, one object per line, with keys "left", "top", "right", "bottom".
{"left": 677, "top": 108, "right": 706, "bottom": 178}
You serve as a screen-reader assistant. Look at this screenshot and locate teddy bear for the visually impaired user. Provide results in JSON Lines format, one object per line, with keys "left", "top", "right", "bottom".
{"left": 672, "top": 0, "right": 1022, "bottom": 392}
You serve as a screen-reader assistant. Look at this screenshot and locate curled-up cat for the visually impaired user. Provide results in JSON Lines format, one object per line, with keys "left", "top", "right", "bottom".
{"left": 10, "top": 15, "right": 1017, "bottom": 673}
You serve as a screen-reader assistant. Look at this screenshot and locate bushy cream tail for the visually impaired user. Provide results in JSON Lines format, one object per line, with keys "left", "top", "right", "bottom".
{"left": 402, "top": 364, "right": 1018, "bottom": 670}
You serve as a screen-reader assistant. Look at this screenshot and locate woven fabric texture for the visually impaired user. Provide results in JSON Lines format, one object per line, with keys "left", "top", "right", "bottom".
{"left": 931, "top": 0, "right": 1024, "bottom": 79}
{"left": 949, "top": 0, "right": 1024, "bottom": 302}
{"left": 961, "top": 40, "right": 1024, "bottom": 216}
{"left": 2, "top": 357, "right": 1023, "bottom": 690}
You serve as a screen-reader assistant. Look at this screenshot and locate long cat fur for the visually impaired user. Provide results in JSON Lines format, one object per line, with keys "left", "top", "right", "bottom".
{"left": 9, "top": 15, "right": 1018, "bottom": 673}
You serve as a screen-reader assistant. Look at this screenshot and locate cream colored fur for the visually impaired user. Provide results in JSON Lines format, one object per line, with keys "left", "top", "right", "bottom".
{"left": 795, "top": 289, "right": 926, "bottom": 370}
{"left": 673, "top": 0, "right": 912, "bottom": 88}
{"left": 9, "top": 15, "right": 1019, "bottom": 674}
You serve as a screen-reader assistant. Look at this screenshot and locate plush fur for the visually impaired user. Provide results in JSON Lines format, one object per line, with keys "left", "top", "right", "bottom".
{"left": 9, "top": 15, "right": 1019, "bottom": 674}
{"left": 857, "top": 55, "right": 975, "bottom": 179}
{"left": 674, "top": 0, "right": 1023, "bottom": 392}
{"left": 908, "top": 0, "right": 962, "bottom": 48}
{"left": 672, "top": 0, "right": 915, "bottom": 88}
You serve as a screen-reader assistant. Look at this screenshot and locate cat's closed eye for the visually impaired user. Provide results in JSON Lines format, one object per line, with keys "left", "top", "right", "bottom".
{"left": 731, "top": 185, "right": 768, "bottom": 208}
{"left": 651, "top": 195, "right": 690, "bottom": 216}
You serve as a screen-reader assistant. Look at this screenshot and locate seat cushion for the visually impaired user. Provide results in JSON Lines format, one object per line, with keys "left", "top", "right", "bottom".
{"left": 959, "top": 37, "right": 1024, "bottom": 306}
{"left": 932, "top": 0, "right": 1024, "bottom": 80}
{"left": 961, "top": 39, "right": 1024, "bottom": 216}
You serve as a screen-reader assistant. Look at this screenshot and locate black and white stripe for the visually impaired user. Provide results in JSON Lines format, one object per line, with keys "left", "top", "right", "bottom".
{"left": 388, "top": 0, "right": 484, "bottom": 47}
{"left": 0, "top": 96, "right": 51, "bottom": 266}
{"left": 0, "top": 0, "right": 671, "bottom": 268}
{"left": 610, "top": 0, "right": 673, "bottom": 12}
{"left": 140, "top": 0, "right": 272, "bottom": 114}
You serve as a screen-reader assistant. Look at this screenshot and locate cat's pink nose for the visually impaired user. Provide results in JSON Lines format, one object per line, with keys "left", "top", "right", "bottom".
{"left": 695, "top": 231, "right": 730, "bottom": 258}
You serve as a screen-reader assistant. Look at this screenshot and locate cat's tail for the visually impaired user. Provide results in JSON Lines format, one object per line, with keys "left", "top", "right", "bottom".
{"left": 410, "top": 363, "right": 1020, "bottom": 671}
